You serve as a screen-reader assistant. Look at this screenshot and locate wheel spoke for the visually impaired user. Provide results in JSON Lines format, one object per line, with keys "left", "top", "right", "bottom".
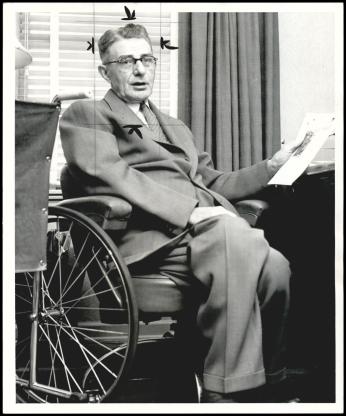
{"left": 48, "top": 323, "right": 128, "bottom": 338}
{"left": 15, "top": 283, "right": 33, "bottom": 288}
{"left": 24, "top": 273, "right": 34, "bottom": 298}
{"left": 68, "top": 306, "right": 123, "bottom": 311}
{"left": 16, "top": 344, "right": 31, "bottom": 377}
{"left": 15, "top": 293, "right": 33, "bottom": 306}
{"left": 16, "top": 334, "right": 31, "bottom": 349}
{"left": 55, "top": 246, "right": 102, "bottom": 306}
{"left": 60, "top": 223, "right": 91, "bottom": 296}
{"left": 41, "top": 273, "right": 58, "bottom": 308}
{"left": 57, "top": 315, "right": 118, "bottom": 382}
{"left": 58, "top": 323, "right": 115, "bottom": 353}
{"left": 45, "top": 245, "right": 63, "bottom": 292}
{"left": 61, "top": 287, "right": 122, "bottom": 314}
{"left": 54, "top": 324, "right": 72, "bottom": 393}
{"left": 16, "top": 208, "right": 137, "bottom": 403}
{"left": 15, "top": 309, "right": 32, "bottom": 316}
{"left": 38, "top": 323, "right": 84, "bottom": 393}
{"left": 94, "top": 255, "right": 123, "bottom": 307}
{"left": 49, "top": 316, "right": 108, "bottom": 394}
{"left": 45, "top": 323, "right": 59, "bottom": 393}
{"left": 44, "top": 321, "right": 126, "bottom": 359}
{"left": 57, "top": 219, "right": 63, "bottom": 309}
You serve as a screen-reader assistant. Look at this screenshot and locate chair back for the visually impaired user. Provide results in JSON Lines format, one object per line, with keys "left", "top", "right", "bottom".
{"left": 60, "top": 164, "right": 86, "bottom": 200}
{"left": 15, "top": 100, "right": 60, "bottom": 272}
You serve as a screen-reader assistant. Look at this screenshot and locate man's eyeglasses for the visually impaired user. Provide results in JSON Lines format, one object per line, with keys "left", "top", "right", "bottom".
{"left": 104, "top": 55, "right": 158, "bottom": 69}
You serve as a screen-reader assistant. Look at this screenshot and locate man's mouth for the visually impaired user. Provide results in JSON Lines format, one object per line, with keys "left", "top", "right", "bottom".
{"left": 131, "top": 82, "right": 147, "bottom": 87}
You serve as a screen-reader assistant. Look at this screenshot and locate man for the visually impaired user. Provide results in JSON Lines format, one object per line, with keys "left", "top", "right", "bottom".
{"left": 60, "top": 24, "right": 301, "bottom": 403}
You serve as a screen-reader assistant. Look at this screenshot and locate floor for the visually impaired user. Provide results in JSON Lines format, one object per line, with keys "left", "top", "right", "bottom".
{"left": 106, "top": 322, "right": 336, "bottom": 404}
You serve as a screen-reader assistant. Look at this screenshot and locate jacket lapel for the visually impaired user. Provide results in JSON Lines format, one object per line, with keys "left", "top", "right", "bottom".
{"left": 103, "top": 89, "right": 198, "bottom": 174}
{"left": 149, "top": 100, "right": 198, "bottom": 170}
{"left": 103, "top": 89, "right": 158, "bottom": 143}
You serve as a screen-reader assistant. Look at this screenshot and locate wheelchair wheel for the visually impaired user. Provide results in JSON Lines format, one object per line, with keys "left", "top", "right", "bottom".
{"left": 15, "top": 206, "right": 138, "bottom": 403}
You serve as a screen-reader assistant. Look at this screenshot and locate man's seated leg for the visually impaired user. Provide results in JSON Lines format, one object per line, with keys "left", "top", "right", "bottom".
{"left": 201, "top": 242, "right": 293, "bottom": 402}
{"left": 130, "top": 214, "right": 291, "bottom": 402}
{"left": 187, "top": 215, "right": 291, "bottom": 402}
{"left": 188, "top": 215, "right": 269, "bottom": 394}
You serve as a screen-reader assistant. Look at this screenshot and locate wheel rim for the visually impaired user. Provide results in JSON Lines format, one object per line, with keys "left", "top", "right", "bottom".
{"left": 16, "top": 206, "right": 138, "bottom": 403}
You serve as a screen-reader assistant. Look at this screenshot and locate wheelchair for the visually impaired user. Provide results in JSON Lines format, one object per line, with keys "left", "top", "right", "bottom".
{"left": 15, "top": 97, "right": 269, "bottom": 403}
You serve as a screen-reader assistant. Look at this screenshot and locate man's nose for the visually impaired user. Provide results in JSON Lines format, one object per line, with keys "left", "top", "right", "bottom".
{"left": 133, "top": 60, "right": 146, "bottom": 75}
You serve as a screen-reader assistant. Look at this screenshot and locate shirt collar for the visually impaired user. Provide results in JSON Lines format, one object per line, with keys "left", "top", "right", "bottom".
{"left": 126, "top": 100, "right": 149, "bottom": 126}
{"left": 127, "top": 100, "right": 149, "bottom": 114}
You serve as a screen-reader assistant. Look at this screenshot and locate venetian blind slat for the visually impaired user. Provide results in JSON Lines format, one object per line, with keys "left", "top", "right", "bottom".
{"left": 16, "top": 10, "right": 175, "bottom": 189}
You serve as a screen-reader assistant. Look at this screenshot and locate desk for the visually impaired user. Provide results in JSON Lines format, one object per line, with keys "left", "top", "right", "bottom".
{"left": 257, "top": 161, "right": 335, "bottom": 401}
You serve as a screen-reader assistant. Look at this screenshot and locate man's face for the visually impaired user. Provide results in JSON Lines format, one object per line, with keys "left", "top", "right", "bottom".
{"left": 99, "top": 38, "right": 156, "bottom": 104}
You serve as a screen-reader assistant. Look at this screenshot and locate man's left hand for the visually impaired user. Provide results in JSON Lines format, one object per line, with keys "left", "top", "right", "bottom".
{"left": 267, "top": 138, "right": 306, "bottom": 176}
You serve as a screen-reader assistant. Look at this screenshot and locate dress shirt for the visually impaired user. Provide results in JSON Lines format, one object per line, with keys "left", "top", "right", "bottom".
{"left": 127, "top": 101, "right": 148, "bottom": 126}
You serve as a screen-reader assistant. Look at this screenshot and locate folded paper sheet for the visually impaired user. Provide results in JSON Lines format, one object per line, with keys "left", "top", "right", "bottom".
{"left": 268, "top": 113, "right": 335, "bottom": 186}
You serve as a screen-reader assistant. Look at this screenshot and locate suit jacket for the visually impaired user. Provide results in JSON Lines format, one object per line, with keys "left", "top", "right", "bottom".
{"left": 59, "top": 89, "right": 272, "bottom": 265}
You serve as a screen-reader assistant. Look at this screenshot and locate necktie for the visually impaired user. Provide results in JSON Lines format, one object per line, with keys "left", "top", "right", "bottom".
{"left": 140, "top": 102, "right": 168, "bottom": 143}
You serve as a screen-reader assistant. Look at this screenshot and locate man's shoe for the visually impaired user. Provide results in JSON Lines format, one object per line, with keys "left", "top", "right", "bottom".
{"left": 201, "top": 389, "right": 239, "bottom": 403}
{"left": 201, "top": 385, "right": 301, "bottom": 403}
{"left": 233, "top": 383, "right": 301, "bottom": 403}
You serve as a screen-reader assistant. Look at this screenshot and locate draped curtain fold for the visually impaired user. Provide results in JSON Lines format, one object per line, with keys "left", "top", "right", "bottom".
{"left": 178, "top": 13, "right": 281, "bottom": 171}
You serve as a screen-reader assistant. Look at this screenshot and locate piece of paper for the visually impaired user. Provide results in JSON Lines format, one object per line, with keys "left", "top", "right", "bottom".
{"left": 268, "top": 113, "right": 335, "bottom": 185}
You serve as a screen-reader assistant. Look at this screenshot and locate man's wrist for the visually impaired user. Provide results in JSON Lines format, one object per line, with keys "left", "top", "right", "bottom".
{"left": 266, "top": 159, "right": 279, "bottom": 176}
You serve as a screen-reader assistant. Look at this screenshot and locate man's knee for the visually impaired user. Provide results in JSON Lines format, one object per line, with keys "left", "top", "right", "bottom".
{"left": 214, "top": 213, "right": 251, "bottom": 229}
{"left": 190, "top": 214, "right": 270, "bottom": 282}
{"left": 196, "top": 214, "right": 266, "bottom": 244}
{"left": 258, "top": 248, "right": 291, "bottom": 304}
{"left": 270, "top": 248, "right": 291, "bottom": 289}
{"left": 216, "top": 214, "right": 270, "bottom": 255}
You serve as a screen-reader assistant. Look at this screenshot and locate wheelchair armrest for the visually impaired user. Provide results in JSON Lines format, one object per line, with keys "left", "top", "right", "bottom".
{"left": 56, "top": 195, "right": 132, "bottom": 230}
{"left": 235, "top": 199, "right": 269, "bottom": 227}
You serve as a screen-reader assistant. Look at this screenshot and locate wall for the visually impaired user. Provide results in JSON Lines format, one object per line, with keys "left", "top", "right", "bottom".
{"left": 278, "top": 12, "right": 335, "bottom": 160}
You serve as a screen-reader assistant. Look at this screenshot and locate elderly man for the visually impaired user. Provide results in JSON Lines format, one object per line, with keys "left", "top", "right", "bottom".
{"left": 60, "top": 24, "right": 300, "bottom": 403}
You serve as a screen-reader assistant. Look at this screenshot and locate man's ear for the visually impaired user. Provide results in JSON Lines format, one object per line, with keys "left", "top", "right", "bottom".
{"left": 98, "top": 65, "right": 110, "bottom": 83}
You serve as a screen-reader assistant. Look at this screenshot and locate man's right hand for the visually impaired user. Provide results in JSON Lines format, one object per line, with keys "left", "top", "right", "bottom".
{"left": 188, "top": 206, "right": 237, "bottom": 225}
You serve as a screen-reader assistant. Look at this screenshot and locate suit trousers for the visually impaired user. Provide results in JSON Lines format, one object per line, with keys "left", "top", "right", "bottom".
{"left": 131, "top": 214, "right": 291, "bottom": 393}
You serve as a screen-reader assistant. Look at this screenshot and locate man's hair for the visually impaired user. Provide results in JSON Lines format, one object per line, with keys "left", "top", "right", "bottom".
{"left": 98, "top": 24, "right": 152, "bottom": 61}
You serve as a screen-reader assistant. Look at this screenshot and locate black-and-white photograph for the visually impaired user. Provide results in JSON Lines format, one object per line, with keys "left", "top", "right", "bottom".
{"left": 3, "top": 2, "right": 343, "bottom": 413}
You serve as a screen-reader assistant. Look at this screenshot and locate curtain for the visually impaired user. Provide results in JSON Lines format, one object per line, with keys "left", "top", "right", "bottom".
{"left": 178, "top": 13, "right": 281, "bottom": 171}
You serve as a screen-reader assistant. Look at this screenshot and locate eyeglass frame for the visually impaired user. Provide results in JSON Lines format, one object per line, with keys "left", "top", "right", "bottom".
{"left": 103, "top": 54, "right": 158, "bottom": 68}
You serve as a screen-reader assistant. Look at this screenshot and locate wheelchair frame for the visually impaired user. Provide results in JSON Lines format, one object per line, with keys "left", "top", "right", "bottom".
{"left": 16, "top": 205, "right": 140, "bottom": 403}
{"left": 15, "top": 96, "right": 269, "bottom": 404}
{"left": 15, "top": 96, "right": 140, "bottom": 403}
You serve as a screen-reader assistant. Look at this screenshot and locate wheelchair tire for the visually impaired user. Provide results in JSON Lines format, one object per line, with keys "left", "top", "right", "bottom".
{"left": 15, "top": 206, "right": 138, "bottom": 403}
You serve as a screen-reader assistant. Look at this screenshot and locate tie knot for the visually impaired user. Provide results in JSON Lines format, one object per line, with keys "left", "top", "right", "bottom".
{"left": 140, "top": 102, "right": 148, "bottom": 111}
{"left": 139, "top": 102, "right": 168, "bottom": 143}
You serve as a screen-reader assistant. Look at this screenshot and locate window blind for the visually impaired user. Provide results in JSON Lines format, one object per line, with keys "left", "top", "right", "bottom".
{"left": 17, "top": 10, "right": 177, "bottom": 189}
{"left": 17, "top": 13, "right": 51, "bottom": 102}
